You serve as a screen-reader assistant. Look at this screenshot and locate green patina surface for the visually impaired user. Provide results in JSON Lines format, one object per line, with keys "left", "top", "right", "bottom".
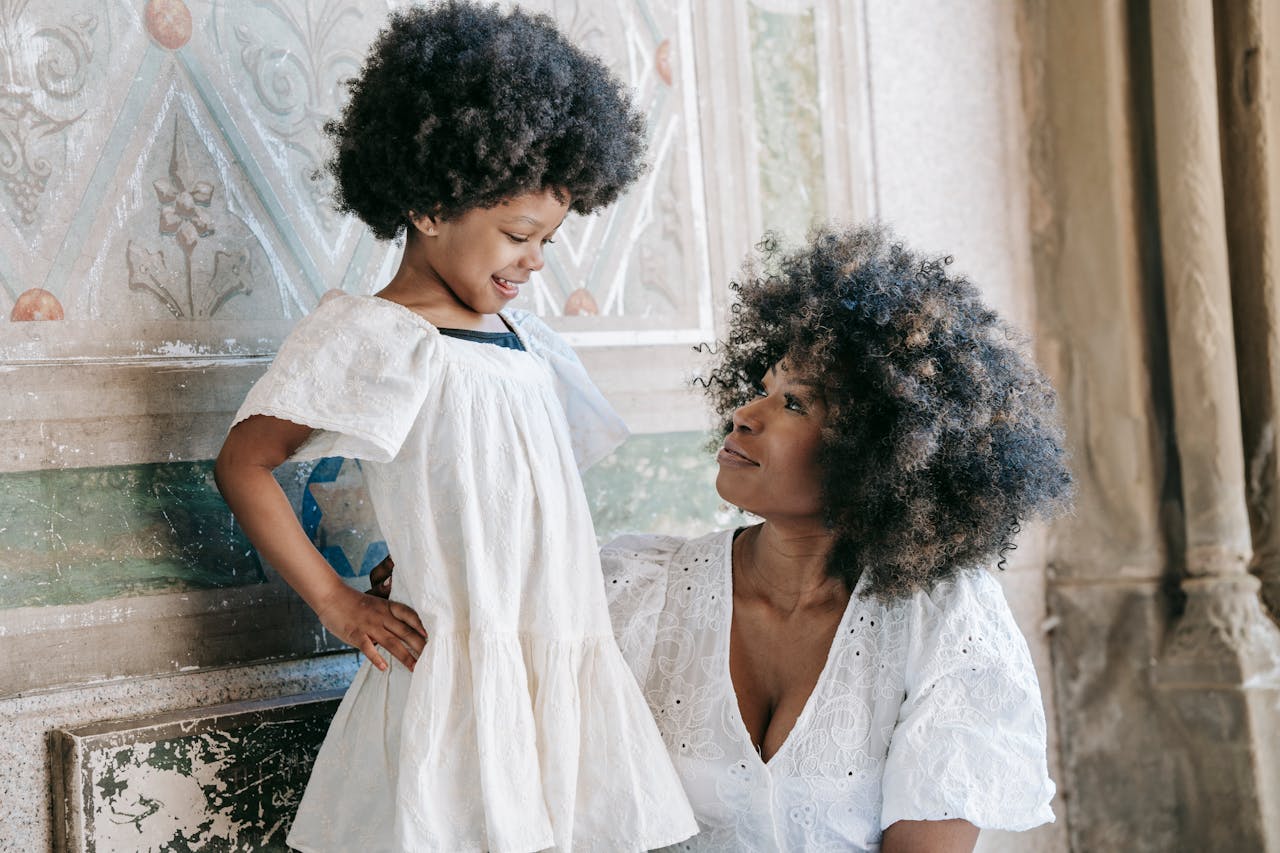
{"left": 584, "top": 430, "right": 748, "bottom": 543}
{"left": 0, "top": 433, "right": 741, "bottom": 610}
{"left": 0, "top": 461, "right": 265, "bottom": 609}
{"left": 70, "top": 697, "right": 339, "bottom": 852}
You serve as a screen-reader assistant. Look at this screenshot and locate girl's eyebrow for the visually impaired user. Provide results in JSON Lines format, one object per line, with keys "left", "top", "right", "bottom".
{"left": 504, "top": 214, "right": 568, "bottom": 234}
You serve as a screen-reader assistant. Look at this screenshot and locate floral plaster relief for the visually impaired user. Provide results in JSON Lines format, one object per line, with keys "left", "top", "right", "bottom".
{"left": 125, "top": 122, "right": 252, "bottom": 320}
{"left": 87, "top": 100, "right": 284, "bottom": 330}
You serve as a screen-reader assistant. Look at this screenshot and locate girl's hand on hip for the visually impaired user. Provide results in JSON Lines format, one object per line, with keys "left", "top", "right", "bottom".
{"left": 314, "top": 582, "right": 426, "bottom": 671}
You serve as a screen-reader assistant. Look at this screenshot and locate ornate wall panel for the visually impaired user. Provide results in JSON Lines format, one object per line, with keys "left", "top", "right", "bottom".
{"left": 0, "top": 0, "right": 873, "bottom": 691}
{"left": 1, "top": 2, "right": 878, "bottom": 847}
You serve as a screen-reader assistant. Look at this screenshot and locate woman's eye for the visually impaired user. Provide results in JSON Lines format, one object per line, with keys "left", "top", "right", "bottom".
{"left": 506, "top": 233, "right": 529, "bottom": 244}
{"left": 752, "top": 383, "right": 767, "bottom": 398}
{"left": 784, "top": 394, "right": 806, "bottom": 413}
{"left": 542, "top": 237, "right": 556, "bottom": 245}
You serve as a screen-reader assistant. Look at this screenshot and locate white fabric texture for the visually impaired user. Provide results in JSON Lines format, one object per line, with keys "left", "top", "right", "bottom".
{"left": 233, "top": 294, "right": 696, "bottom": 853}
{"left": 601, "top": 530, "right": 1056, "bottom": 853}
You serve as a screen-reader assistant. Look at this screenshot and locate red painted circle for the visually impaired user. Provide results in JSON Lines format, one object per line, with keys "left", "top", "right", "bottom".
{"left": 564, "top": 288, "right": 599, "bottom": 317}
{"left": 656, "top": 40, "right": 673, "bottom": 87}
{"left": 145, "top": 0, "right": 193, "bottom": 51}
{"left": 10, "top": 288, "right": 65, "bottom": 322}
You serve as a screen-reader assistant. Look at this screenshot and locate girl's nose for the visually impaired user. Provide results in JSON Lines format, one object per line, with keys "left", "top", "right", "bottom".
{"left": 525, "top": 244, "right": 545, "bottom": 272}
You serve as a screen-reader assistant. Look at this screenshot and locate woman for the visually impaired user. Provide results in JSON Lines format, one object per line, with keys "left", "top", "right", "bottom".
{"left": 371, "top": 224, "right": 1071, "bottom": 851}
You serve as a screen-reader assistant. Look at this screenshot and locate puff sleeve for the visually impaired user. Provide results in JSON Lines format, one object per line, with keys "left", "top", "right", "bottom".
{"left": 598, "top": 534, "right": 684, "bottom": 685}
{"left": 507, "top": 310, "right": 629, "bottom": 471}
{"left": 232, "top": 294, "right": 437, "bottom": 463}
{"left": 880, "top": 568, "right": 1057, "bottom": 832}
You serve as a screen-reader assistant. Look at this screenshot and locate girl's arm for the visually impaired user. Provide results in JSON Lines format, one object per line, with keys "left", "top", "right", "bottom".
{"left": 881, "top": 819, "right": 979, "bottom": 853}
{"left": 215, "top": 414, "right": 426, "bottom": 671}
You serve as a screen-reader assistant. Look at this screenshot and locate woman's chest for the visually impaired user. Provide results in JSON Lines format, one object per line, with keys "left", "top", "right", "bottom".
{"left": 728, "top": 601, "right": 845, "bottom": 764}
{"left": 642, "top": 558, "right": 911, "bottom": 847}
{"left": 644, "top": 631, "right": 907, "bottom": 850}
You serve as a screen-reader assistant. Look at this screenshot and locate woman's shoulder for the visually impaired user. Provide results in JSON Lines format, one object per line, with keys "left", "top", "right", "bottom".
{"left": 891, "top": 565, "right": 1012, "bottom": 622}
{"left": 600, "top": 530, "right": 730, "bottom": 577}
{"left": 894, "top": 567, "right": 1039, "bottom": 686}
{"left": 600, "top": 530, "right": 729, "bottom": 682}
{"left": 600, "top": 530, "right": 730, "bottom": 617}
{"left": 600, "top": 532, "right": 689, "bottom": 581}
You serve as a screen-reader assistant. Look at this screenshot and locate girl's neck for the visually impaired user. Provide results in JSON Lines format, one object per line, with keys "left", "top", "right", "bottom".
{"left": 734, "top": 521, "right": 844, "bottom": 616}
{"left": 376, "top": 238, "right": 504, "bottom": 332}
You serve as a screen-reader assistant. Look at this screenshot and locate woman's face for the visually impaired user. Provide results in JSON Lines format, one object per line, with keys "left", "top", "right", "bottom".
{"left": 715, "top": 360, "right": 828, "bottom": 522}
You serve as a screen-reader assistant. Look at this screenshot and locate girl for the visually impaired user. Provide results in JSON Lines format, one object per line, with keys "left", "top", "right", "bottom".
{"left": 214, "top": 4, "right": 696, "bottom": 851}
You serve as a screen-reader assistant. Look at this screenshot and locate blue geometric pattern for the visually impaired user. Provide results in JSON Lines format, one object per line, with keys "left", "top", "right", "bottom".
{"left": 301, "top": 457, "right": 387, "bottom": 579}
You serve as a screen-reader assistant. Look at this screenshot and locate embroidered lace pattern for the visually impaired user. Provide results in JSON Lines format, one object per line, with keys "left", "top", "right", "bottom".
{"left": 601, "top": 530, "right": 1056, "bottom": 852}
{"left": 234, "top": 294, "right": 697, "bottom": 853}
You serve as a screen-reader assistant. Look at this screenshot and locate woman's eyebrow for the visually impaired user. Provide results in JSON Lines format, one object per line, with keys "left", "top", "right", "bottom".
{"left": 503, "top": 214, "right": 544, "bottom": 227}
{"left": 791, "top": 381, "right": 829, "bottom": 405}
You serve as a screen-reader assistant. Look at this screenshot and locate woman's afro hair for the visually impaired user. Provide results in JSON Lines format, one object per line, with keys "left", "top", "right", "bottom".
{"left": 702, "top": 224, "right": 1073, "bottom": 600}
{"left": 323, "top": 1, "right": 647, "bottom": 239}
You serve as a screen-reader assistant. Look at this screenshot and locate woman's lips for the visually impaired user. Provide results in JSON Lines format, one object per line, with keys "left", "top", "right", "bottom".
{"left": 718, "top": 439, "right": 758, "bottom": 467}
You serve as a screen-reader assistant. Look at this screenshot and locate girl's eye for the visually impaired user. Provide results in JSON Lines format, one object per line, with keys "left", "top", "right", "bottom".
{"left": 751, "top": 383, "right": 767, "bottom": 398}
{"left": 542, "top": 237, "right": 556, "bottom": 245}
{"left": 784, "top": 394, "right": 807, "bottom": 414}
{"left": 506, "top": 233, "right": 529, "bottom": 244}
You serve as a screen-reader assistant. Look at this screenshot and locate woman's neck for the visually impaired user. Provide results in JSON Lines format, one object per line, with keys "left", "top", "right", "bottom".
{"left": 734, "top": 520, "right": 844, "bottom": 616}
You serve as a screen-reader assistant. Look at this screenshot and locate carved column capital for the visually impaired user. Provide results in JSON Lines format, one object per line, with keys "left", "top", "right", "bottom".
{"left": 1158, "top": 574, "right": 1280, "bottom": 687}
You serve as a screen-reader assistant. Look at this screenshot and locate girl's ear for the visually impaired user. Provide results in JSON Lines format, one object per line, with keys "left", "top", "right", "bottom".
{"left": 408, "top": 212, "right": 439, "bottom": 237}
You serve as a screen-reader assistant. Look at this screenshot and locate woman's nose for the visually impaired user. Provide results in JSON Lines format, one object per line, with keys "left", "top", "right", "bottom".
{"left": 731, "top": 399, "right": 762, "bottom": 432}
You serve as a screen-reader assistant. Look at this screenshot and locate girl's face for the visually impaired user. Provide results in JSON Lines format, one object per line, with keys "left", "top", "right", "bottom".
{"left": 415, "top": 189, "right": 570, "bottom": 315}
{"left": 715, "top": 360, "right": 828, "bottom": 522}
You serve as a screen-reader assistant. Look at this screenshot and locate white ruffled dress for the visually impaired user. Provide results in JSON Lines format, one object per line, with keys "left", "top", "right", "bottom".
{"left": 601, "top": 530, "right": 1057, "bottom": 852}
{"left": 233, "top": 294, "right": 697, "bottom": 852}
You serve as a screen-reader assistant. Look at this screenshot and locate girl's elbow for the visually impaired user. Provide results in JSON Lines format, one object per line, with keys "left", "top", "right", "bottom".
{"left": 212, "top": 442, "right": 238, "bottom": 497}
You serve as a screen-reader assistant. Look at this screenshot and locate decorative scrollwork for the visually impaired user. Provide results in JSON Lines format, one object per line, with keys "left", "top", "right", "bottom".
{"left": 0, "top": 6, "right": 98, "bottom": 223}
{"left": 230, "top": 0, "right": 367, "bottom": 229}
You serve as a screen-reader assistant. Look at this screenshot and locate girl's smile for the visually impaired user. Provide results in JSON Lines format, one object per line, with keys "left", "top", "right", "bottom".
{"left": 377, "top": 188, "right": 570, "bottom": 329}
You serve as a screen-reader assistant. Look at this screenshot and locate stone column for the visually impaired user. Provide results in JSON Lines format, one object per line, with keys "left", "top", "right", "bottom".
{"left": 1216, "top": 0, "right": 1280, "bottom": 621}
{"left": 1149, "top": 1, "right": 1280, "bottom": 849}
{"left": 1027, "top": 1, "right": 1180, "bottom": 847}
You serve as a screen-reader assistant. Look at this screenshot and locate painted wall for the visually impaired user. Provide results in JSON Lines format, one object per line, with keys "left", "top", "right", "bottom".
{"left": 0, "top": 0, "right": 1056, "bottom": 850}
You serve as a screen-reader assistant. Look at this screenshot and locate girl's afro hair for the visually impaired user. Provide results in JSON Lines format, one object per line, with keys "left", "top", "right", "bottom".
{"left": 323, "top": 1, "right": 647, "bottom": 239}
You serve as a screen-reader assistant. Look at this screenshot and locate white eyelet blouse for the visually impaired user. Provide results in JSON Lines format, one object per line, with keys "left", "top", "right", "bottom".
{"left": 600, "top": 529, "right": 1056, "bottom": 852}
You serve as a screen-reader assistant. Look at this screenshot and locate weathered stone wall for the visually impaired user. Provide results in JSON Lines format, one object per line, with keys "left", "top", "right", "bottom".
{"left": 1026, "top": 0, "right": 1280, "bottom": 849}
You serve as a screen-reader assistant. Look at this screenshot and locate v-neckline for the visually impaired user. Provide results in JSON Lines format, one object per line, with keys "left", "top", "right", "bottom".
{"left": 719, "top": 528, "right": 853, "bottom": 770}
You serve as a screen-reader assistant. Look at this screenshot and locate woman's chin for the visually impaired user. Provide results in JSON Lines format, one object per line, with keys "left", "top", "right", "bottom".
{"left": 714, "top": 474, "right": 754, "bottom": 516}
